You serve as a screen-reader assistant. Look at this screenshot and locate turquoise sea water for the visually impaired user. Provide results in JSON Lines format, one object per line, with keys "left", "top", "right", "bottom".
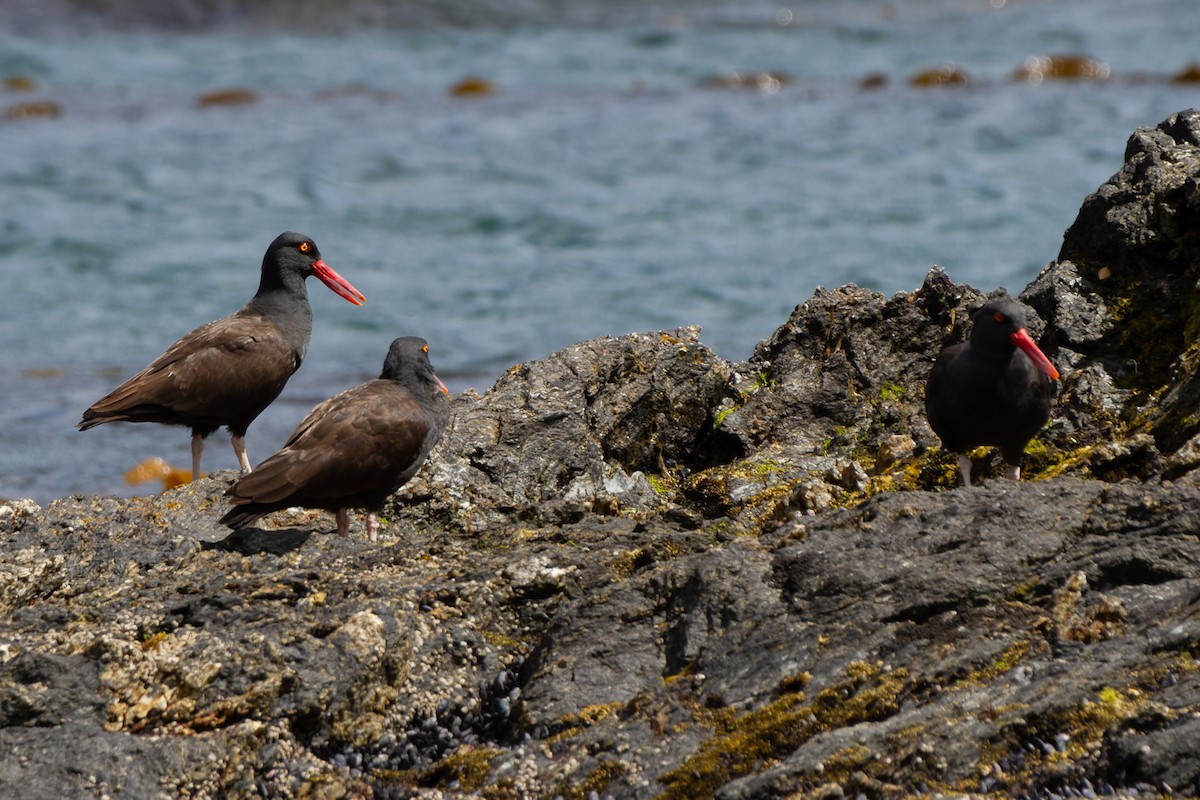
{"left": 1, "top": 0, "right": 1197, "bottom": 502}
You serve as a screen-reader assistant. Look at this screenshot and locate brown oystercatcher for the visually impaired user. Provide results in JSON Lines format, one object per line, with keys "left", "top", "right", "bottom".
{"left": 78, "top": 232, "right": 365, "bottom": 479}
{"left": 220, "top": 336, "right": 451, "bottom": 541}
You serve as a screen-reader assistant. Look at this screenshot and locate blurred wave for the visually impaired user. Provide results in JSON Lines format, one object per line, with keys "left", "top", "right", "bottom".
{"left": 2, "top": 0, "right": 1197, "bottom": 503}
{"left": 0, "top": 0, "right": 800, "bottom": 34}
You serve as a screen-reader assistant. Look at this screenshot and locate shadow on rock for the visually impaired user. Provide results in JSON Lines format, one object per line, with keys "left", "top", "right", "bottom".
{"left": 201, "top": 525, "right": 312, "bottom": 555}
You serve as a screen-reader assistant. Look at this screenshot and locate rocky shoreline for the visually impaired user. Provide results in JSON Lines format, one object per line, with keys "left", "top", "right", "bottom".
{"left": 4, "top": 110, "right": 1200, "bottom": 799}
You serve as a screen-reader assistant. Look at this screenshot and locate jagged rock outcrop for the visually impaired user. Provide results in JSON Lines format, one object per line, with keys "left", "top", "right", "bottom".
{"left": 406, "top": 326, "right": 735, "bottom": 532}
{"left": 4, "top": 110, "right": 1200, "bottom": 800}
{"left": 1029, "top": 109, "right": 1200, "bottom": 466}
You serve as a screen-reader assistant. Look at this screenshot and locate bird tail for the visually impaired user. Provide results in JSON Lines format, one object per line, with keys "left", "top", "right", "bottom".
{"left": 219, "top": 505, "right": 268, "bottom": 530}
{"left": 76, "top": 411, "right": 105, "bottom": 431}
{"left": 77, "top": 406, "right": 127, "bottom": 430}
{"left": 220, "top": 451, "right": 308, "bottom": 529}
{"left": 77, "top": 403, "right": 172, "bottom": 430}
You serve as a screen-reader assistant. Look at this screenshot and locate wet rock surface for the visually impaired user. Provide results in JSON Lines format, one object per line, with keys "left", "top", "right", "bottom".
{"left": 4, "top": 110, "right": 1200, "bottom": 799}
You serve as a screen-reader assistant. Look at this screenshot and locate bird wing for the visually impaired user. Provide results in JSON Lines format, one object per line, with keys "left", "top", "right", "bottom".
{"left": 226, "top": 381, "right": 438, "bottom": 507}
{"left": 923, "top": 343, "right": 963, "bottom": 441}
{"left": 83, "top": 312, "right": 300, "bottom": 424}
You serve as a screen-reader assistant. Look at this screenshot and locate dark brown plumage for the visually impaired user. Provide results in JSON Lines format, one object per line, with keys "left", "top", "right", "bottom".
{"left": 77, "top": 232, "right": 365, "bottom": 479}
{"left": 220, "top": 336, "right": 451, "bottom": 540}
{"left": 925, "top": 297, "right": 1060, "bottom": 487}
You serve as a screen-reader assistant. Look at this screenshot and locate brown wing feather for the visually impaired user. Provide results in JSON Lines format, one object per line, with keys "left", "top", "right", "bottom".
{"left": 79, "top": 310, "right": 300, "bottom": 430}
{"left": 225, "top": 380, "right": 436, "bottom": 510}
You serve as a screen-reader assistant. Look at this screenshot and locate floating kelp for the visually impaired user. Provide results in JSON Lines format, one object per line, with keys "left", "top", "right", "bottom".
{"left": 3, "top": 100, "right": 60, "bottom": 120}
{"left": 1013, "top": 54, "right": 1110, "bottom": 82}
{"left": 197, "top": 88, "right": 258, "bottom": 108}
{"left": 908, "top": 64, "right": 970, "bottom": 88}
{"left": 449, "top": 77, "right": 495, "bottom": 97}
{"left": 1172, "top": 62, "right": 1200, "bottom": 83}
{"left": 859, "top": 72, "right": 889, "bottom": 90}
{"left": 3, "top": 75, "right": 36, "bottom": 92}
{"left": 124, "top": 457, "right": 192, "bottom": 489}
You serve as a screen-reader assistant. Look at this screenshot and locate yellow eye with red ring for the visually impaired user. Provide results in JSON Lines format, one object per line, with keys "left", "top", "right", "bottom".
{"left": 993, "top": 312, "right": 1006, "bottom": 324}
{"left": 298, "top": 241, "right": 312, "bottom": 254}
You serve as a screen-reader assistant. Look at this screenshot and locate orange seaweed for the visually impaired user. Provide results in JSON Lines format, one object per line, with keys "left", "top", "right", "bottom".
{"left": 4, "top": 101, "right": 60, "bottom": 120}
{"left": 449, "top": 77, "right": 495, "bottom": 97}
{"left": 1171, "top": 62, "right": 1200, "bottom": 84}
{"left": 4, "top": 75, "right": 36, "bottom": 92}
{"left": 125, "top": 457, "right": 193, "bottom": 488}
{"left": 197, "top": 88, "right": 259, "bottom": 108}
{"left": 908, "top": 64, "right": 969, "bottom": 88}
{"left": 1013, "top": 54, "right": 1109, "bottom": 83}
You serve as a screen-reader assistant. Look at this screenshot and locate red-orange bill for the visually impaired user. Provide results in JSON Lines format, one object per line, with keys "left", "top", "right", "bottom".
{"left": 1011, "top": 328, "right": 1060, "bottom": 380}
{"left": 312, "top": 260, "right": 366, "bottom": 306}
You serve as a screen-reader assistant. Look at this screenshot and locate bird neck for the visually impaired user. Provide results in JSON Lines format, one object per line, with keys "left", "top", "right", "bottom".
{"left": 248, "top": 265, "right": 313, "bottom": 323}
{"left": 969, "top": 337, "right": 1016, "bottom": 367}
{"left": 384, "top": 367, "right": 437, "bottom": 397}
{"left": 244, "top": 272, "right": 313, "bottom": 359}
{"left": 253, "top": 261, "right": 308, "bottom": 301}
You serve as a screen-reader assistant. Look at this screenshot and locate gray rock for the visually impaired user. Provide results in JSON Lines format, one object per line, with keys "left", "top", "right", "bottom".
{"left": 396, "top": 325, "right": 733, "bottom": 531}
{"left": 5, "top": 110, "right": 1200, "bottom": 799}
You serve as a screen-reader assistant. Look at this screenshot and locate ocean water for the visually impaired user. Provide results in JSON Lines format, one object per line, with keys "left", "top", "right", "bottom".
{"left": 1, "top": 0, "right": 1197, "bottom": 502}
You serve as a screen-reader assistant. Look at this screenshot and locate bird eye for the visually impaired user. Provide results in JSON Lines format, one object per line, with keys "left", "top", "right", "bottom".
{"left": 422, "top": 344, "right": 429, "bottom": 353}
{"left": 993, "top": 312, "right": 1006, "bottom": 324}
{"left": 298, "top": 242, "right": 312, "bottom": 254}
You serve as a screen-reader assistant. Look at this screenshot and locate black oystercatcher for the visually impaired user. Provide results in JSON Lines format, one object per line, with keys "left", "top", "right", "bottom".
{"left": 925, "top": 298, "right": 1060, "bottom": 487}
{"left": 78, "top": 232, "right": 365, "bottom": 479}
{"left": 220, "top": 337, "right": 451, "bottom": 541}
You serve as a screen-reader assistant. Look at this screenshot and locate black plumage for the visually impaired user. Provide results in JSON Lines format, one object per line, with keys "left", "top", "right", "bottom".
{"left": 925, "top": 298, "right": 1059, "bottom": 486}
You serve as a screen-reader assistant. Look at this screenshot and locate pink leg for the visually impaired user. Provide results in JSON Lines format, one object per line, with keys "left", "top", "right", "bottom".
{"left": 366, "top": 513, "right": 380, "bottom": 542}
{"left": 958, "top": 453, "right": 973, "bottom": 488}
{"left": 335, "top": 508, "right": 351, "bottom": 537}
{"left": 190, "top": 433, "right": 204, "bottom": 481}
{"left": 231, "top": 434, "right": 252, "bottom": 473}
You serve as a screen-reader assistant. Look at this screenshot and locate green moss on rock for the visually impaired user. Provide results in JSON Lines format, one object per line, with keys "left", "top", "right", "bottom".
{"left": 655, "top": 661, "right": 907, "bottom": 800}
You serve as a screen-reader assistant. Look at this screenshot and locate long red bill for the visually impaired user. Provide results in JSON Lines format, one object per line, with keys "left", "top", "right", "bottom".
{"left": 1011, "top": 328, "right": 1060, "bottom": 380}
{"left": 433, "top": 373, "right": 449, "bottom": 395}
{"left": 312, "top": 259, "right": 366, "bottom": 306}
